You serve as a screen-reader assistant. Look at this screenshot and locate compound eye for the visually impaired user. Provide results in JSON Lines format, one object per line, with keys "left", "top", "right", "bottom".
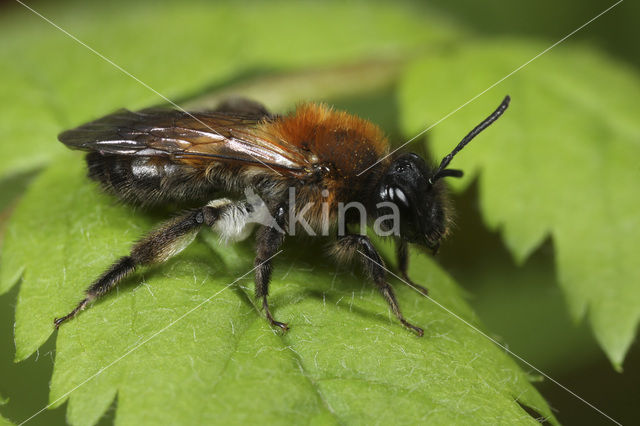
{"left": 392, "top": 187, "right": 410, "bottom": 209}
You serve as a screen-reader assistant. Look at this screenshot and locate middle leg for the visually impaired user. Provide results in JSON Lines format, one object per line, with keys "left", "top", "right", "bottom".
{"left": 254, "top": 204, "right": 288, "bottom": 332}
{"left": 333, "top": 235, "right": 424, "bottom": 336}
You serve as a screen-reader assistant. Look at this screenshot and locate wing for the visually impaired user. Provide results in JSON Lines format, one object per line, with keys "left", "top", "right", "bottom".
{"left": 58, "top": 108, "right": 314, "bottom": 177}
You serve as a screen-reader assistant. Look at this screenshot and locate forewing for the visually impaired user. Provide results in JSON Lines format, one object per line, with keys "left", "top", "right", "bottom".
{"left": 58, "top": 108, "right": 313, "bottom": 176}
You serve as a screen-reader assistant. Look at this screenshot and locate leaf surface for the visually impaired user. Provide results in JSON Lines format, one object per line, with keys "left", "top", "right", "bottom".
{"left": 0, "top": 156, "right": 557, "bottom": 424}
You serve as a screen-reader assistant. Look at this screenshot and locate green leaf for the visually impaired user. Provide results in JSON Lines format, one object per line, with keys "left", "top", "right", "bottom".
{"left": 0, "top": 0, "right": 456, "bottom": 181}
{"left": 400, "top": 40, "right": 640, "bottom": 368}
{"left": 0, "top": 396, "right": 12, "bottom": 426}
{"left": 1, "top": 156, "right": 556, "bottom": 424}
{"left": 0, "top": 1, "right": 562, "bottom": 423}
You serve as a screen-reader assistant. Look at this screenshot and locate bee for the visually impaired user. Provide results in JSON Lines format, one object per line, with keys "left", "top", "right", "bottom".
{"left": 54, "top": 96, "right": 510, "bottom": 335}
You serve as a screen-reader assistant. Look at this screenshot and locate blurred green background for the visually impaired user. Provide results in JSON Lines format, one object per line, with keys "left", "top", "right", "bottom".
{"left": 1, "top": 0, "right": 638, "bottom": 425}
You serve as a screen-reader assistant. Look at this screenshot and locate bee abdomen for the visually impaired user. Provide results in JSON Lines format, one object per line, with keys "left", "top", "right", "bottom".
{"left": 86, "top": 153, "right": 217, "bottom": 206}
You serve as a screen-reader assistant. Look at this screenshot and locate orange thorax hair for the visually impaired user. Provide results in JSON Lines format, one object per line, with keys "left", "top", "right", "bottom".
{"left": 263, "top": 103, "right": 390, "bottom": 180}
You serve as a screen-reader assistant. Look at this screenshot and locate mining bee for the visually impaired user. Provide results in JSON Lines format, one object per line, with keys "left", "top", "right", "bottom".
{"left": 54, "top": 96, "right": 510, "bottom": 335}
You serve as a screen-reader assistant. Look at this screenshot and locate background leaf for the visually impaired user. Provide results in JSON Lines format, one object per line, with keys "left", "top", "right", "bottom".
{"left": 0, "top": 413, "right": 13, "bottom": 426}
{"left": 0, "top": 0, "right": 457, "bottom": 182}
{"left": 0, "top": 395, "right": 12, "bottom": 426}
{"left": 400, "top": 40, "right": 640, "bottom": 368}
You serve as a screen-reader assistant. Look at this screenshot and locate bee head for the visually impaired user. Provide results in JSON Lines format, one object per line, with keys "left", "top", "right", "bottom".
{"left": 375, "top": 153, "right": 453, "bottom": 249}
{"left": 374, "top": 95, "right": 511, "bottom": 251}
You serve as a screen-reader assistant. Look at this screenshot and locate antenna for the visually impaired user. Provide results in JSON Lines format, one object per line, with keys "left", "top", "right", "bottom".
{"left": 431, "top": 95, "right": 510, "bottom": 182}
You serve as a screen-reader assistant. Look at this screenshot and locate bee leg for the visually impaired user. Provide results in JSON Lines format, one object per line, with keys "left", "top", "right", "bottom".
{"left": 254, "top": 204, "right": 288, "bottom": 332}
{"left": 335, "top": 235, "right": 424, "bottom": 337}
{"left": 396, "top": 239, "right": 429, "bottom": 297}
{"left": 54, "top": 205, "right": 221, "bottom": 328}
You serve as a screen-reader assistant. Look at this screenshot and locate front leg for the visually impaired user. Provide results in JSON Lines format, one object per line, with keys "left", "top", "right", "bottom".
{"left": 396, "top": 239, "right": 429, "bottom": 297}
{"left": 334, "top": 235, "right": 424, "bottom": 336}
{"left": 254, "top": 204, "right": 288, "bottom": 332}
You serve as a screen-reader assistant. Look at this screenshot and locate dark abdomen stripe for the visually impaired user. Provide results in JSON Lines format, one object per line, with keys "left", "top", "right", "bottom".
{"left": 86, "top": 152, "right": 220, "bottom": 206}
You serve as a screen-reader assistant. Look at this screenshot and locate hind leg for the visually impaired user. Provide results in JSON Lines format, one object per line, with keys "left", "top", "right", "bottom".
{"left": 54, "top": 203, "right": 224, "bottom": 328}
